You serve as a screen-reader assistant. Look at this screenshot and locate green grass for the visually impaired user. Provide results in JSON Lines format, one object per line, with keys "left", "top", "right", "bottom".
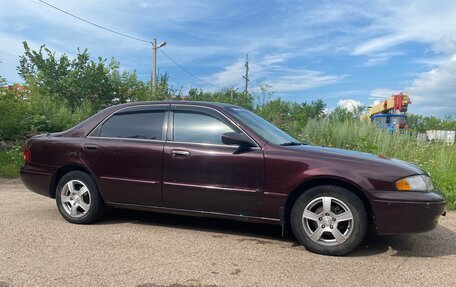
{"left": 0, "top": 146, "right": 23, "bottom": 178}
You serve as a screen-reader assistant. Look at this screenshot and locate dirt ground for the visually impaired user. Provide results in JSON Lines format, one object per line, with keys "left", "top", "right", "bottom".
{"left": 0, "top": 178, "right": 455, "bottom": 287}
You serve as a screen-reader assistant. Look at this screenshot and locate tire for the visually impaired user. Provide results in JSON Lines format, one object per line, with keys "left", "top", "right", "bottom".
{"left": 55, "top": 171, "right": 105, "bottom": 224}
{"left": 290, "top": 185, "right": 367, "bottom": 256}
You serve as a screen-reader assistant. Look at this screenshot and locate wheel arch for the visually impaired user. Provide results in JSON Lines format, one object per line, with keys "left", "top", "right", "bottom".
{"left": 283, "top": 177, "right": 375, "bottom": 228}
{"left": 50, "top": 164, "right": 95, "bottom": 199}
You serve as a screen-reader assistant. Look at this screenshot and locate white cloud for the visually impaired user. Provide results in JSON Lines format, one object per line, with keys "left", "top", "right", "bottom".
{"left": 1, "top": 0, "right": 455, "bottom": 117}
{"left": 337, "top": 99, "right": 362, "bottom": 112}
{"left": 362, "top": 51, "right": 404, "bottom": 67}
{"left": 349, "top": 1, "right": 456, "bottom": 115}
{"left": 263, "top": 70, "right": 345, "bottom": 93}
{"left": 351, "top": 1, "right": 456, "bottom": 56}
{"left": 407, "top": 55, "right": 456, "bottom": 115}
{"left": 259, "top": 53, "right": 290, "bottom": 66}
{"left": 353, "top": 34, "right": 407, "bottom": 56}
{"left": 414, "top": 56, "right": 449, "bottom": 67}
{"left": 0, "top": 0, "right": 233, "bottom": 82}
{"left": 369, "top": 88, "right": 399, "bottom": 101}
{"left": 203, "top": 54, "right": 346, "bottom": 93}
{"left": 203, "top": 57, "right": 245, "bottom": 89}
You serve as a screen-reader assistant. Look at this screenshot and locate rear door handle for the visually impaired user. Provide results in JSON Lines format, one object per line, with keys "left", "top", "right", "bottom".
{"left": 171, "top": 150, "right": 191, "bottom": 158}
{"left": 84, "top": 144, "right": 100, "bottom": 151}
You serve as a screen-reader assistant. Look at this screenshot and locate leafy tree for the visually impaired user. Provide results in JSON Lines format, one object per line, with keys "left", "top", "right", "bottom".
{"left": 17, "top": 41, "right": 150, "bottom": 111}
{"left": 14, "top": 42, "right": 177, "bottom": 135}
{"left": 329, "top": 106, "right": 361, "bottom": 122}
{"left": 408, "top": 114, "right": 456, "bottom": 132}
{"left": 151, "top": 73, "right": 179, "bottom": 101}
{"left": 0, "top": 67, "right": 31, "bottom": 140}
{"left": 255, "top": 98, "right": 326, "bottom": 138}
{"left": 188, "top": 88, "right": 255, "bottom": 110}
{"left": 255, "top": 84, "right": 274, "bottom": 107}
{"left": 255, "top": 98, "right": 292, "bottom": 129}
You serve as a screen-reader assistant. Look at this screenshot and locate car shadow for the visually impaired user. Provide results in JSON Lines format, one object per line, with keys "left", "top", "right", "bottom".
{"left": 350, "top": 224, "right": 456, "bottom": 257}
{"left": 100, "top": 208, "right": 286, "bottom": 242}
{"left": 99, "top": 208, "right": 456, "bottom": 258}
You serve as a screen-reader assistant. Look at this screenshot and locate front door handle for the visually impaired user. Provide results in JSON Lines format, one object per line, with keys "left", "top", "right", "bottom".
{"left": 84, "top": 144, "right": 100, "bottom": 151}
{"left": 171, "top": 150, "right": 191, "bottom": 158}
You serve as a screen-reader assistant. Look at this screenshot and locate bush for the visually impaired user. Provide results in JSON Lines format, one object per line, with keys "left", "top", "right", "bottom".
{"left": 0, "top": 93, "right": 31, "bottom": 141}
{"left": 0, "top": 145, "right": 23, "bottom": 177}
{"left": 28, "top": 93, "right": 94, "bottom": 133}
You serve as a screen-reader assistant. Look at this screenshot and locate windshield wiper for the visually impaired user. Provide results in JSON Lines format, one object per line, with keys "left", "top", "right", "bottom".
{"left": 280, "top": 141, "right": 302, "bottom": 146}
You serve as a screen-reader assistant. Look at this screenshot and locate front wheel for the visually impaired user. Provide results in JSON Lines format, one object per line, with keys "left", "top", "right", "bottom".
{"left": 291, "top": 185, "right": 367, "bottom": 256}
{"left": 56, "top": 171, "right": 105, "bottom": 224}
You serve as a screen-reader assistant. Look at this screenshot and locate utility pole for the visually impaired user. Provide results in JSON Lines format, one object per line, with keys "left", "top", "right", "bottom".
{"left": 243, "top": 53, "right": 249, "bottom": 94}
{"left": 151, "top": 38, "right": 167, "bottom": 94}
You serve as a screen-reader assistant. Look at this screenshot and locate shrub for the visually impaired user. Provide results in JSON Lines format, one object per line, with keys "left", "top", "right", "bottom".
{"left": 0, "top": 93, "right": 31, "bottom": 141}
{"left": 0, "top": 145, "right": 23, "bottom": 177}
{"left": 28, "top": 93, "right": 94, "bottom": 133}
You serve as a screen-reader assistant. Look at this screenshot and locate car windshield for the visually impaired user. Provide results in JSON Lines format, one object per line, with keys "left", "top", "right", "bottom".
{"left": 227, "top": 107, "right": 301, "bottom": 145}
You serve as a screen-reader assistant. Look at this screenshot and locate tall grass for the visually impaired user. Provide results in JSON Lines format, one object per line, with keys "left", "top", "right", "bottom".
{"left": 301, "top": 118, "right": 456, "bottom": 209}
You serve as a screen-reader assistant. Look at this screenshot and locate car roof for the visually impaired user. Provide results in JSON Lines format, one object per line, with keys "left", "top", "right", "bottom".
{"left": 112, "top": 100, "right": 241, "bottom": 110}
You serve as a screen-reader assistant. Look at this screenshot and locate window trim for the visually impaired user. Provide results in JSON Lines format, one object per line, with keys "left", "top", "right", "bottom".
{"left": 87, "top": 104, "right": 169, "bottom": 141}
{"left": 168, "top": 104, "right": 260, "bottom": 148}
{"left": 86, "top": 103, "right": 260, "bottom": 148}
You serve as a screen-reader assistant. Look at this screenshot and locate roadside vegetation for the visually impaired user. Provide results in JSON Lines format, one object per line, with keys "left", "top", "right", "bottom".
{"left": 1, "top": 42, "right": 455, "bottom": 209}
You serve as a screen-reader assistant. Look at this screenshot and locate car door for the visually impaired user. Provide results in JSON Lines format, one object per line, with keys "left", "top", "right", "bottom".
{"left": 162, "top": 105, "right": 264, "bottom": 217}
{"left": 80, "top": 104, "right": 168, "bottom": 206}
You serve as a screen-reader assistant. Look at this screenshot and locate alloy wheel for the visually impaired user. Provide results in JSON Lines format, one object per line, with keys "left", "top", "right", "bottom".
{"left": 302, "top": 196, "right": 354, "bottom": 246}
{"left": 60, "top": 180, "right": 91, "bottom": 218}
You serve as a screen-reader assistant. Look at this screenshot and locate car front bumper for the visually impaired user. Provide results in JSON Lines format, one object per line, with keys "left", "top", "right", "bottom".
{"left": 369, "top": 190, "right": 446, "bottom": 234}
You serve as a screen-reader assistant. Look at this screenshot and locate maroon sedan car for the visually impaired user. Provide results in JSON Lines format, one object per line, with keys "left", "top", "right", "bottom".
{"left": 21, "top": 101, "right": 446, "bottom": 255}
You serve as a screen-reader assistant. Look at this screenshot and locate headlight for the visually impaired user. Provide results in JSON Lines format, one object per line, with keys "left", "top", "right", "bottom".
{"left": 396, "top": 175, "right": 434, "bottom": 191}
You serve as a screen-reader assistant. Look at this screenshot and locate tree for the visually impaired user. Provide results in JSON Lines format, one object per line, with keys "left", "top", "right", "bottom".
{"left": 15, "top": 42, "right": 181, "bottom": 134}
{"left": 0, "top": 61, "right": 31, "bottom": 140}
{"left": 151, "top": 73, "right": 178, "bottom": 101}
{"left": 17, "top": 41, "right": 149, "bottom": 111}
{"left": 256, "top": 84, "right": 273, "bottom": 107}
{"left": 408, "top": 114, "right": 456, "bottom": 132}
{"left": 187, "top": 88, "right": 255, "bottom": 110}
{"left": 254, "top": 98, "right": 326, "bottom": 138}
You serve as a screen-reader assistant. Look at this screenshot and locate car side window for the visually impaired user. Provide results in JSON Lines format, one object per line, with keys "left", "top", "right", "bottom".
{"left": 99, "top": 108, "right": 165, "bottom": 140}
{"left": 173, "top": 111, "right": 235, "bottom": 145}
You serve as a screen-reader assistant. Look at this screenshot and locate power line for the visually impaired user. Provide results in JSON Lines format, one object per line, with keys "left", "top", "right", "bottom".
{"left": 36, "top": 0, "right": 218, "bottom": 88}
{"left": 37, "top": 0, "right": 150, "bottom": 43}
{"left": 159, "top": 49, "right": 218, "bottom": 88}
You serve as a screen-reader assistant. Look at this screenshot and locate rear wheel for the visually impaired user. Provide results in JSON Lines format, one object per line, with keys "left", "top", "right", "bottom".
{"left": 56, "top": 171, "right": 105, "bottom": 224}
{"left": 291, "top": 185, "right": 367, "bottom": 255}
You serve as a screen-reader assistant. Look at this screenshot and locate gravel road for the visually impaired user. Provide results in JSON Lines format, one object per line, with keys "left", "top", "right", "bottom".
{"left": 0, "top": 179, "right": 455, "bottom": 287}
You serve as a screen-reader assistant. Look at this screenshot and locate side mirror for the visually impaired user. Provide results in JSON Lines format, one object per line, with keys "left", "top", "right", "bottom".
{"left": 221, "top": 132, "right": 255, "bottom": 147}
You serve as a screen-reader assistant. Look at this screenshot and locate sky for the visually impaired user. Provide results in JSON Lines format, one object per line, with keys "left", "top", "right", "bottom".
{"left": 1, "top": 0, "right": 456, "bottom": 116}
